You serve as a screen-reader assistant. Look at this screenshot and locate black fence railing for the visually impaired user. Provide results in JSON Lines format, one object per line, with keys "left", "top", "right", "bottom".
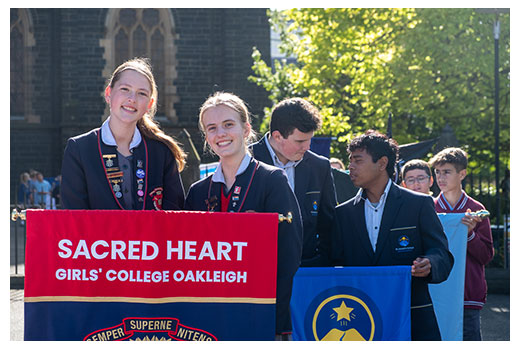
{"left": 10, "top": 172, "right": 510, "bottom": 278}
{"left": 464, "top": 170, "right": 510, "bottom": 269}
{"left": 10, "top": 206, "right": 26, "bottom": 276}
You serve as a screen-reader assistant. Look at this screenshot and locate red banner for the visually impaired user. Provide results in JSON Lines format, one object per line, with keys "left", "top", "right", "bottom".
{"left": 24, "top": 210, "right": 279, "bottom": 340}
{"left": 25, "top": 210, "right": 278, "bottom": 300}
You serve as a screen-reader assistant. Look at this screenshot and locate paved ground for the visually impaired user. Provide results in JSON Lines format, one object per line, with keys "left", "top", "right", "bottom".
{"left": 10, "top": 290, "right": 509, "bottom": 341}
{"left": 480, "top": 293, "right": 510, "bottom": 341}
{"left": 10, "top": 290, "right": 24, "bottom": 341}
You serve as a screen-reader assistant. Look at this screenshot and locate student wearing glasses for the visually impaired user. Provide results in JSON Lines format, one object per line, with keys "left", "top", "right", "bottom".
{"left": 401, "top": 159, "right": 434, "bottom": 195}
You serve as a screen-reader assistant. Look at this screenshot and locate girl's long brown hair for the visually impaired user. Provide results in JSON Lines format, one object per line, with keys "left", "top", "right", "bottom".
{"left": 107, "top": 58, "right": 186, "bottom": 171}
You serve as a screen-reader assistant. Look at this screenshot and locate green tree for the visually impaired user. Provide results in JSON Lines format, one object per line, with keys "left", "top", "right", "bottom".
{"left": 389, "top": 8, "right": 510, "bottom": 173}
{"left": 249, "top": 8, "right": 510, "bottom": 174}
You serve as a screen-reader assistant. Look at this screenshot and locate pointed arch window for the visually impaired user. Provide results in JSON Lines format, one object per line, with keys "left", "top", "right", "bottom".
{"left": 102, "top": 8, "right": 179, "bottom": 123}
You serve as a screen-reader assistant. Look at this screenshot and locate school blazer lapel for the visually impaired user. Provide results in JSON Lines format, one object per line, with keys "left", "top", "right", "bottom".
{"left": 251, "top": 136, "right": 274, "bottom": 166}
{"left": 205, "top": 175, "right": 222, "bottom": 212}
{"left": 226, "top": 160, "right": 258, "bottom": 212}
{"left": 374, "top": 183, "right": 403, "bottom": 263}
{"left": 294, "top": 153, "right": 310, "bottom": 201}
{"left": 351, "top": 199, "right": 375, "bottom": 261}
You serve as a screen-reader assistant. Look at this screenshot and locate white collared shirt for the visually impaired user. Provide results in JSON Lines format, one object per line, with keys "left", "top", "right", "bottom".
{"left": 353, "top": 178, "right": 393, "bottom": 252}
{"left": 212, "top": 153, "right": 252, "bottom": 192}
{"left": 264, "top": 133, "right": 303, "bottom": 191}
{"left": 101, "top": 116, "right": 142, "bottom": 150}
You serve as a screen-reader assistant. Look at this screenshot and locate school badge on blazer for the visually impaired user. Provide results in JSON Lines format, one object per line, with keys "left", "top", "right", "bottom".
{"left": 392, "top": 226, "right": 417, "bottom": 253}
{"left": 398, "top": 235, "right": 410, "bottom": 247}
{"left": 311, "top": 200, "right": 319, "bottom": 216}
{"left": 149, "top": 187, "right": 163, "bottom": 210}
{"left": 304, "top": 286, "right": 382, "bottom": 341}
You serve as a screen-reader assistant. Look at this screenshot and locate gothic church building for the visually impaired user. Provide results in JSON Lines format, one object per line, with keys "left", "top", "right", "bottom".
{"left": 10, "top": 8, "right": 270, "bottom": 202}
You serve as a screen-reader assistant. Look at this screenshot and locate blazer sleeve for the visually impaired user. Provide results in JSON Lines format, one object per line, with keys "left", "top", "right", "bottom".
{"left": 161, "top": 152, "right": 185, "bottom": 210}
{"left": 419, "top": 196, "right": 454, "bottom": 284}
{"left": 60, "top": 138, "right": 90, "bottom": 209}
{"left": 316, "top": 163, "right": 338, "bottom": 264}
{"left": 467, "top": 217, "right": 494, "bottom": 265}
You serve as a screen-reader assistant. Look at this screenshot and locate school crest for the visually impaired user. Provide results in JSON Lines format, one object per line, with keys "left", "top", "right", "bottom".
{"left": 149, "top": 187, "right": 163, "bottom": 210}
{"left": 398, "top": 235, "right": 410, "bottom": 247}
{"left": 83, "top": 317, "right": 217, "bottom": 341}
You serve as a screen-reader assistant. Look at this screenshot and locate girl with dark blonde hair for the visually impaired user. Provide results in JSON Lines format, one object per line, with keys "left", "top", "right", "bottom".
{"left": 61, "top": 58, "right": 185, "bottom": 210}
{"left": 184, "top": 91, "right": 303, "bottom": 339}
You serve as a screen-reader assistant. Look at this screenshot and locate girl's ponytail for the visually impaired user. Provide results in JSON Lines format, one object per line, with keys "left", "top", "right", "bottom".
{"left": 137, "top": 116, "right": 186, "bottom": 171}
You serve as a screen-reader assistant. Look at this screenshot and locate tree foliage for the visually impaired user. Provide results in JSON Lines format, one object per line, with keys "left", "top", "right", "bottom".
{"left": 249, "top": 8, "right": 510, "bottom": 174}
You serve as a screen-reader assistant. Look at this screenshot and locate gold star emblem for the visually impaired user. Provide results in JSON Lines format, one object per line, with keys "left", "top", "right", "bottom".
{"left": 333, "top": 301, "right": 354, "bottom": 322}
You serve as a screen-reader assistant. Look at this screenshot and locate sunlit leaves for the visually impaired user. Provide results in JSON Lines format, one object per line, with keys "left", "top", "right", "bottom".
{"left": 249, "top": 8, "right": 509, "bottom": 171}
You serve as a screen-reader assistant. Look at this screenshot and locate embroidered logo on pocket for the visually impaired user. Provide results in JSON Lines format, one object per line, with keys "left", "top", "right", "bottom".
{"left": 395, "top": 235, "right": 414, "bottom": 253}
{"left": 398, "top": 235, "right": 410, "bottom": 247}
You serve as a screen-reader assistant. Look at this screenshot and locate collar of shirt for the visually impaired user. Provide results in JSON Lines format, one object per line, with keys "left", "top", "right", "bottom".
{"left": 212, "top": 153, "right": 252, "bottom": 187}
{"left": 101, "top": 116, "right": 142, "bottom": 149}
{"left": 438, "top": 190, "right": 468, "bottom": 211}
{"left": 353, "top": 178, "right": 393, "bottom": 206}
{"left": 264, "top": 132, "right": 303, "bottom": 170}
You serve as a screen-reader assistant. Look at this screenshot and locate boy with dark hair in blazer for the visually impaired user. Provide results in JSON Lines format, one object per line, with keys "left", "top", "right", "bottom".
{"left": 331, "top": 130, "right": 453, "bottom": 341}
{"left": 250, "top": 98, "right": 337, "bottom": 267}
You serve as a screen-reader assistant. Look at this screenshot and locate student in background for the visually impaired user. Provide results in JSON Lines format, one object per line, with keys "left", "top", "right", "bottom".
{"left": 401, "top": 159, "right": 434, "bottom": 195}
{"left": 250, "top": 98, "right": 336, "bottom": 267}
{"left": 330, "top": 157, "right": 358, "bottom": 204}
{"left": 429, "top": 147, "right": 494, "bottom": 341}
{"left": 330, "top": 157, "right": 345, "bottom": 170}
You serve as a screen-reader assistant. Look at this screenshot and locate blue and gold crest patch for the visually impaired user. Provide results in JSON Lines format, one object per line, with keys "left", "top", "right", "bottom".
{"left": 303, "top": 286, "right": 382, "bottom": 341}
{"left": 398, "top": 235, "right": 410, "bottom": 247}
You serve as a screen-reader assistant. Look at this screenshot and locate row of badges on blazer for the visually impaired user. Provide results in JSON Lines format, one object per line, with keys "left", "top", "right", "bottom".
{"left": 103, "top": 154, "right": 146, "bottom": 202}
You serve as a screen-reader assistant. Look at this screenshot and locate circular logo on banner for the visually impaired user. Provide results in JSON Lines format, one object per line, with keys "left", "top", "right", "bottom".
{"left": 304, "top": 286, "right": 382, "bottom": 341}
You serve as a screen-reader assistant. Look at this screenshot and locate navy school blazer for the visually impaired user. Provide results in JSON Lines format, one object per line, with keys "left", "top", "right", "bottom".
{"left": 61, "top": 128, "right": 185, "bottom": 210}
{"left": 184, "top": 158, "right": 303, "bottom": 335}
{"left": 250, "top": 135, "right": 337, "bottom": 266}
{"left": 331, "top": 182, "right": 454, "bottom": 339}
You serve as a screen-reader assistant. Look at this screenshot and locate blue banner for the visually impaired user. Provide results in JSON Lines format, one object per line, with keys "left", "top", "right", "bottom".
{"left": 429, "top": 213, "right": 468, "bottom": 341}
{"left": 290, "top": 266, "right": 411, "bottom": 341}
